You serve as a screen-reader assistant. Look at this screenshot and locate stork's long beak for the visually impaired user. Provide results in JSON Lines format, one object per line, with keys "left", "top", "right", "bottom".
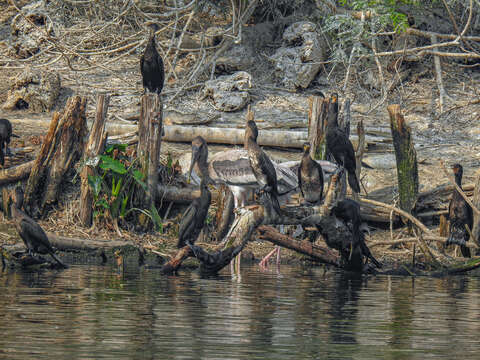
{"left": 188, "top": 146, "right": 200, "bottom": 183}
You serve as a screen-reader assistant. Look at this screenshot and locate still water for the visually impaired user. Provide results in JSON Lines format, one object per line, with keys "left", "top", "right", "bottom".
{"left": 0, "top": 264, "right": 479, "bottom": 359}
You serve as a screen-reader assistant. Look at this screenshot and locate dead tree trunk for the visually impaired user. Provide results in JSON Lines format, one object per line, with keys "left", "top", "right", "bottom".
{"left": 138, "top": 94, "right": 163, "bottom": 208}
{"left": 388, "top": 104, "right": 419, "bottom": 218}
{"left": 472, "top": 171, "right": 480, "bottom": 251}
{"left": 215, "top": 184, "right": 235, "bottom": 241}
{"left": 308, "top": 95, "right": 329, "bottom": 160}
{"left": 24, "top": 96, "right": 88, "bottom": 218}
{"left": 354, "top": 119, "right": 366, "bottom": 201}
{"left": 79, "top": 94, "right": 109, "bottom": 227}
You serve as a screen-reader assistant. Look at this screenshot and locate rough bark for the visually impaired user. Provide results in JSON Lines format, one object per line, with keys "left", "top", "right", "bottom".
{"left": 215, "top": 184, "right": 235, "bottom": 241}
{"left": 138, "top": 94, "right": 163, "bottom": 208}
{"left": 24, "top": 96, "right": 88, "bottom": 218}
{"left": 0, "top": 160, "right": 34, "bottom": 186}
{"left": 79, "top": 94, "right": 109, "bottom": 227}
{"left": 472, "top": 171, "right": 480, "bottom": 250}
{"left": 308, "top": 95, "right": 329, "bottom": 159}
{"left": 388, "top": 104, "right": 419, "bottom": 217}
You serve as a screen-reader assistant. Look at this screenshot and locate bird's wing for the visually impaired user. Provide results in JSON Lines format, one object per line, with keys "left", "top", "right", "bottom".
{"left": 178, "top": 203, "right": 198, "bottom": 241}
{"left": 297, "top": 162, "right": 304, "bottom": 197}
{"left": 20, "top": 218, "right": 52, "bottom": 251}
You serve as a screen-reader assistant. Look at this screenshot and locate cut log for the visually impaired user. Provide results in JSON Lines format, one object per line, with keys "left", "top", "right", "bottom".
{"left": 0, "top": 160, "right": 34, "bottom": 186}
{"left": 24, "top": 96, "right": 88, "bottom": 218}
{"left": 388, "top": 104, "right": 418, "bottom": 218}
{"left": 138, "top": 94, "right": 163, "bottom": 208}
{"left": 79, "top": 94, "right": 109, "bottom": 227}
{"left": 308, "top": 95, "right": 328, "bottom": 159}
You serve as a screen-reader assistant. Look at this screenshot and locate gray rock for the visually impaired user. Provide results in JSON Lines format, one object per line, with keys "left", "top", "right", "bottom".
{"left": 270, "top": 21, "right": 326, "bottom": 90}
{"left": 201, "top": 71, "right": 252, "bottom": 112}
{"left": 3, "top": 69, "right": 61, "bottom": 112}
{"left": 9, "top": 1, "right": 54, "bottom": 59}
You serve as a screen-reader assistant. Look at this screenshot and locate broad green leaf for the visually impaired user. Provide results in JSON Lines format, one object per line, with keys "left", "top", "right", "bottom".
{"left": 105, "top": 143, "right": 128, "bottom": 154}
{"left": 96, "top": 198, "right": 110, "bottom": 209}
{"left": 88, "top": 175, "right": 102, "bottom": 197}
{"left": 100, "top": 155, "right": 127, "bottom": 174}
{"left": 150, "top": 204, "right": 163, "bottom": 233}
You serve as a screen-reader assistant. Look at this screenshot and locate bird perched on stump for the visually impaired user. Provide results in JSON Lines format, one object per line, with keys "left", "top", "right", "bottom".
{"left": 177, "top": 178, "right": 212, "bottom": 252}
{"left": 245, "top": 120, "right": 281, "bottom": 215}
{"left": 140, "top": 22, "right": 164, "bottom": 95}
{"left": 446, "top": 163, "right": 472, "bottom": 258}
{"left": 298, "top": 142, "right": 324, "bottom": 205}
{"left": 9, "top": 187, "right": 68, "bottom": 268}
{"left": 331, "top": 199, "right": 382, "bottom": 269}
{"left": 0, "top": 118, "right": 18, "bottom": 167}
{"left": 325, "top": 94, "right": 360, "bottom": 194}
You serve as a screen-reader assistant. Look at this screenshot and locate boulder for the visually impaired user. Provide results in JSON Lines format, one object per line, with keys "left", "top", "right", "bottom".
{"left": 9, "top": 1, "right": 54, "bottom": 59}
{"left": 270, "top": 21, "right": 326, "bottom": 89}
{"left": 2, "top": 69, "right": 61, "bottom": 112}
{"left": 201, "top": 71, "right": 252, "bottom": 112}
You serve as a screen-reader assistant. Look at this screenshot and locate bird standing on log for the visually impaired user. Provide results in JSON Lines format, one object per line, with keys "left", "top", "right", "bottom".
{"left": 325, "top": 94, "right": 360, "bottom": 194}
{"left": 298, "top": 142, "right": 324, "bottom": 205}
{"left": 0, "top": 118, "right": 18, "bottom": 167}
{"left": 245, "top": 120, "right": 281, "bottom": 215}
{"left": 446, "top": 163, "right": 472, "bottom": 258}
{"left": 177, "top": 178, "right": 212, "bottom": 251}
{"left": 331, "top": 199, "right": 382, "bottom": 269}
{"left": 9, "top": 187, "right": 67, "bottom": 268}
{"left": 140, "top": 22, "right": 164, "bottom": 95}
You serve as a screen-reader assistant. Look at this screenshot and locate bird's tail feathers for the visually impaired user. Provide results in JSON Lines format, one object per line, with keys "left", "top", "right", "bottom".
{"left": 347, "top": 170, "right": 360, "bottom": 193}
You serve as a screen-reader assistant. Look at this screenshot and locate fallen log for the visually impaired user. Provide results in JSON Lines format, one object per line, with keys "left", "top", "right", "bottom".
{"left": 0, "top": 160, "right": 34, "bottom": 186}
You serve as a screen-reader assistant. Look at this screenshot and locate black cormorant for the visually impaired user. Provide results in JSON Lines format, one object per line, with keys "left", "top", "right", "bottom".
{"left": 140, "top": 22, "right": 164, "bottom": 95}
{"left": 245, "top": 120, "right": 281, "bottom": 215}
{"left": 446, "top": 163, "right": 472, "bottom": 258}
{"left": 325, "top": 94, "right": 360, "bottom": 194}
{"left": 298, "top": 142, "right": 324, "bottom": 204}
{"left": 9, "top": 187, "right": 67, "bottom": 268}
{"left": 331, "top": 199, "right": 382, "bottom": 268}
{"left": 0, "top": 118, "right": 16, "bottom": 167}
{"left": 177, "top": 178, "right": 212, "bottom": 249}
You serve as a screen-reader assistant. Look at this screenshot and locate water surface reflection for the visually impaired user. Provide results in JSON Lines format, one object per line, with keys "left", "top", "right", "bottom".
{"left": 1, "top": 265, "right": 479, "bottom": 359}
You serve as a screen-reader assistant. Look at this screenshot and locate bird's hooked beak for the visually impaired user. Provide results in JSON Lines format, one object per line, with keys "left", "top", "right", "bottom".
{"left": 188, "top": 145, "right": 200, "bottom": 184}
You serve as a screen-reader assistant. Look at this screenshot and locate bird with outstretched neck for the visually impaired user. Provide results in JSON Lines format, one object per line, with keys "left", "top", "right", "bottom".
{"left": 298, "top": 142, "right": 324, "bottom": 205}
{"left": 9, "top": 187, "right": 68, "bottom": 268}
{"left": 140, "top": 22, "right": 164, "bottom": 95}
{"left": 245, "top": 120, "right": 281, "bottom": 215}
{"left": 331, "top": 199, "right": 382, "bottom": 269}
{"left": 325, "top": 94, "right": 360, "bottom": 194}
{"left": 446, "top": 163, "right": 472, "bottom": 258}
{"left": 177, "top": 178, "right": 212, "bottom": 254}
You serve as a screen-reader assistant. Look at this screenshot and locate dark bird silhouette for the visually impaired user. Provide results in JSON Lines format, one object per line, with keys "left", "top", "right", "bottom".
{"left": 446, "top": 163, "right": 472, "bottom": 258}
{"left": 140, "top": 22, "right": 164, "bottom": 95}
{"left": 9, "top": 187, "right": 67, "bottom": 268}
{"left": 298, "top": 142, "right": 324, "bottom": 204}
{"left": 177, "top": 178, "right": 212, "bottom": 250}
{"left": 325, "top": 94, "right": 360, "bottom": 194}
{"left": 331, "top": 199, "right": 382, "bottom": 268}
{"left": 0, "top": 118, "right": 18, "bottom": 167}
{"left": 245, "top": 120, "right": 281, "bottom": 215}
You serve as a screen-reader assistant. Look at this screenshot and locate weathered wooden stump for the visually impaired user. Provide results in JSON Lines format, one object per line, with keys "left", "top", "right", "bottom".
{"left": 79, "top": 94, "right": 109, "bottom": 227}
{"left": 388, "top": 104, "right": 418, "bottom": 218}
{"left": 307, "top": 95, "right": 329, "bottom": 160}
{"left": 24, "top": 96, "right": 88, "bottom": 218}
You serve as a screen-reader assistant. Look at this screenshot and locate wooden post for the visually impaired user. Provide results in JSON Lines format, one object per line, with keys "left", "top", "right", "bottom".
{"left": 308, "top": 95, "right": 329, "bottom": 160}
{"left": 79, "top": 94, "right": 109, "bottom": 227}
{"left": 24, "top": 96, "right": 88, "bottom": 218}
{"left": 471, "top": 171, "right": 480, "bottom": 251}
{"left": 354, "top": 118, "right": 366, "bottom": 201}
{"left": 138, "top": 94, "right": 163, "bottom": 208}
{"left": 388, "top": 104, "right": 419, "bottom": 217}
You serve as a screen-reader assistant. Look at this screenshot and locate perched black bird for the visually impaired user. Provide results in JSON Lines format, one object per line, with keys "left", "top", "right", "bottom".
{"left": 331, "top": 199, "right": 382, "bottom": 268}
{"left": 298, "top": 142, "right": 324, "bottom": 205}
{"left": 446, "top": 163, "right": 472, "bottom": 258}
{"left": 325, "top": 94, "right": 360, "bottom": 194}
{"left": 0, "top": 118, "right": 18, "bottom": 167}
{"left": 245, "top": 120, "right": 281, "bottom": 215}
{"left": 140, "top": 22, "right": 164, "bottom": 95}
{"left": 177, "top": 178, "right": 212, "bottom": 249}
{"left": 9, "top": 187, "right": 67, "bottom": 268}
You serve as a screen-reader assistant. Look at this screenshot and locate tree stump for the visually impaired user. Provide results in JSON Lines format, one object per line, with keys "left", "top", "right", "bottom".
{"left": 471, "top": 171, "right": 480, "bottom": 251}
{"left": 79, "top": 94, "right": 109, "bottom": 227}
{"left": 24, "top": 96, "right": 88, "bottom": 218}
{"left": 388, "top": 104, "right": 419, "bottom": 218}
{"left": 138, "top": 94, "right": 163, "bottom": 210}
{"left": 308, "top": 95, "right": 329, "bottom": 160}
